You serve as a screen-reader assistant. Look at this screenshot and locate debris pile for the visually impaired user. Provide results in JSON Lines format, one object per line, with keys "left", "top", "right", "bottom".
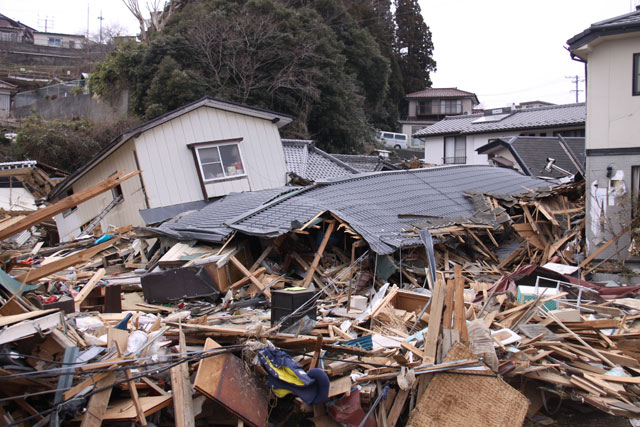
{"left": 0, "top": 175, "right": 639, "bottom": 426}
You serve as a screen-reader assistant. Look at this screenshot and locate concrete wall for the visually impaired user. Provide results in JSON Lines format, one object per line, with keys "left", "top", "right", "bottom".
{"left": 12, "top": 91, "right": 128, "bottom": 122}
{"left": 0, "top": 41, "right": 85, "bottom": 65}
{"left": 585, "top": 35, "right": 640, "bottom": 151}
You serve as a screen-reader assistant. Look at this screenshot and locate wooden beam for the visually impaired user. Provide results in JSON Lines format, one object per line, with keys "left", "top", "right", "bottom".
{"left": 386, "top": 389, "right": 409, "bottom": 427}
{"left": 0, "top": 170, "right": 140, "bottom": 241}
{"left": 229, "top": 256, "right": 271, "bottom": 300}
{"left": 302, "top": 221, "right": 336, "bottom": 288}
{"left": 230, "top": 267, "right": 266, "bottom": 290}
{"left": 170, "top": 327, "right": 195, "bottom": 427}
{"left": 453, "top": 265, "right": 468, "bottom": 343}
{"left": 579, "top": 226, "right": 630, "bottom": 268}
{"left": 423, "top": 279, "right": 446, "bottom": 364}
{"left": 15, "top": 239, "right": 117, "bottom": 284}
{"left": 74, "top": 268, "right": 106, "bottom": 310}
{"left": 81, "top": 371, "right": 117, "bottom": 427}
{"left": 249, "top": 244, "right": 273, "bottom": 273}
{"left": 442, "top": 280, "right": 454, "bottom": 330}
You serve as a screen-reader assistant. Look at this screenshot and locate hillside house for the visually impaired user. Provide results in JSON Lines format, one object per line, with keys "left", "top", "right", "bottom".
{"left": 567, "top": 8, "right": 640, "bottom": 258}
{"left": 48, "top": 97, "right": 292, "bottom": 241}
{"left": 414, "top": 103, "right": 585, "bottom": 166}
{"left": 399, "top": 87, "right": 479, "bottom": 149}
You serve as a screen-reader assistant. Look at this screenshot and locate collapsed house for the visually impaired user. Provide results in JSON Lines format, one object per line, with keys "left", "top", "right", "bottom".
{"left": 0, "top": 155, "right": 639, "bottom": 425}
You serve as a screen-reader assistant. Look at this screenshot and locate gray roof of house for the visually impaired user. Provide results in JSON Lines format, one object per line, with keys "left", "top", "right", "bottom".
{"left": 414, "top": 103, "right": 585, "bottom": 138}
{"left": 477, "top": 136, "right": 585, "bottom": 178}
{"left": 567, "top": 10, "right": 640, "bottom": 50}
{"left": 405, "top": 87, "right": 479, "bottom": 104}
{"left": 333, "top": 154, "right": 384, "bottom": 172}
{"left": 226, "top": 165, "right": 554, "bottom": 254}
{"left": 152, "top": 186, "right": 292, "bottom": 243}
{"left": 282, "top": 139, "right": 358, "bottom": 181}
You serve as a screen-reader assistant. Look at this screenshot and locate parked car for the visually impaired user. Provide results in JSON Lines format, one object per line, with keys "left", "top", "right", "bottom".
{"left": 377, "top": 130, "right": 408, "bottom": 149}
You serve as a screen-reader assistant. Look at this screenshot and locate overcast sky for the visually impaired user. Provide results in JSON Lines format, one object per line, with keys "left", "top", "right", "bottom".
{"left": 4, "top": 0, "right": 639, "bottom": 108}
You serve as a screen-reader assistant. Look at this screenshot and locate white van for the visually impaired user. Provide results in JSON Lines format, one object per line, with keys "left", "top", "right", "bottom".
{"left": 377, "top": 131, "right": 408, "bottom": 149}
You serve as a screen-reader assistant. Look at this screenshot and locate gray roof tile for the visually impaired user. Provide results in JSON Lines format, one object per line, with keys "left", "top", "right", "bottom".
{"left": 414, "top": 103, "right": 585, "bottom": 137}
{"left": 282, "top": 139, "right": 358, "bottom": 181}
{"left": 229, "top": 165, "right": 554, "bottom": 254}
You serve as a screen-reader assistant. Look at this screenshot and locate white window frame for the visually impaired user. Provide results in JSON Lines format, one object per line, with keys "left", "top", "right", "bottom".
{"left": 193, "top": 140, "right": 247, "bottom": 183}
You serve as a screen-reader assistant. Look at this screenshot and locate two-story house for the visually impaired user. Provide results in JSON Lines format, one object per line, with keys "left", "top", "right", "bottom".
{"left": 567, "top": 8, "right": 640, "bottom": 259}
{"left": 48, "top": 97, "right": 293, "bottom": 241}
{"left": 414, "top": 103, "right": 586, "bottom": 166}
{"left": 0, "top": 13, "right": 34, "bottom": 43}
{"left": 399, "top": 87, "right": 479, "bottom": 149}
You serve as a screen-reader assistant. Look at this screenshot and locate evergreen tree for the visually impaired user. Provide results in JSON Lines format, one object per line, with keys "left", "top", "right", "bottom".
{"left": 394, "top": 0, "right": 436, "bottom": 94}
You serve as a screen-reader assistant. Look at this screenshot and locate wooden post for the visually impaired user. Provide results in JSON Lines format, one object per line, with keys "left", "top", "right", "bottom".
{"left": 453, "top": 265, "right": 468, "bottom": 343}
{"left": 302, "top": 221, "right": 336, "bottom": 288}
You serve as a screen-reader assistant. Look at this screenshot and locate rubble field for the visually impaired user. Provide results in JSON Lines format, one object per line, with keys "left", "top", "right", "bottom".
{"left": 0, "top": 173, "right": 639, "bottom": 426}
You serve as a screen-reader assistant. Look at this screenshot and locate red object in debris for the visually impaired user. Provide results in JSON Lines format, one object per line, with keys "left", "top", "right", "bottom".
{"left": 18, "top": 257, "right": 34, "bottom": 265}
{"left": 40, "top": 295, "right": 59, "bottom": 304}
{"left": 328, "top": 389, "right": 376, "bottom": 427}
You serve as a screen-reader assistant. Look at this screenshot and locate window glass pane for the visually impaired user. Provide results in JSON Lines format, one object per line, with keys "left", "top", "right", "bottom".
{"left": 202, "top": 162, "right": 224, "bottom": 180}
{"left": 220, "top": 144, "right": 244, "bottom": 175}
{"left": 395, "top": 134, "right": 406, "bottom": 140}
{"left": 454, "top": 136, "right": 466, "bottom": 157}
{"left": 199, "top": 147, "right": 220, "bottom": 163}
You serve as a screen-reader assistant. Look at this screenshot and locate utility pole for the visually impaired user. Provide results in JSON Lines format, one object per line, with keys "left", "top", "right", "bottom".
{"left": 566, "top": 75, "right": 584, "bottom": 103}
{"left": 86, "top": 4, "right": 90, "bottom": 39}
{"left": 97, "top": 11, "right": 104, "bottom": 43}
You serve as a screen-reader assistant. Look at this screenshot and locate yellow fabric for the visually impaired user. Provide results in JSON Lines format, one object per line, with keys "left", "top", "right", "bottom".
{"left": 265, "top": 358, "right": 305, "bottom": 386}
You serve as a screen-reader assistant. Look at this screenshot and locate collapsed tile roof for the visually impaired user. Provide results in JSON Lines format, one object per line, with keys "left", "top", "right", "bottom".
{"left": 152, "top": 187, "right": 293, "bottom": 243}
{"left": 281, "top": 139, "right": 358, "bottom": 181}
{"left": 414, "top": 103, "right": 585, "bottom": 137}
{"left": 160, "top": 165, "right": 554, "bottom": 254}
{"left": 477, "top": 136, "right": 585, "bottom": 179}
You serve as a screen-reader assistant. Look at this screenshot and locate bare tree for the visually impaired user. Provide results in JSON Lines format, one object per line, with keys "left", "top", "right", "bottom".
{"left": 121, "top": 0, "right": 182, "bottom": 42}
{"left": 187, "top": 8, "right": 322, "bottom": 104}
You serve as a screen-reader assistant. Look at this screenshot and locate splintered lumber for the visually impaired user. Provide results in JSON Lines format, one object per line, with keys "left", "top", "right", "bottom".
{"left": 0, "top": 170, "right": 141, "bottom": 241}
{"left": 249, "top": 244, "right": 273, "bottom": 273}
{"left": 386, "top": 388, "right": 410, "bottom": 427}
{"left": 579, "top": 225, "right": 630, "bottom": 268}
{"left": 81, "top": 371, "right": 117, "bottom": 427}
{"left": 302, "top": 220, "right": 336, "bottom": 288}
{"left": 15, "top": 239, "right": 118, "bottom": 284}
{"left": 74, "top": 268, "right": 106, "bottom": 310}
{"left": 170, "top": 328, "right": 194, "bottom": 427}
{"left": 453, "top": 265, "right": 468, "bottom": 343}
{"left": 423, "top": 279, "right": 446, "bottom": 364}
{"left": 229, "top": 255, "right": 271, "bottom": 300}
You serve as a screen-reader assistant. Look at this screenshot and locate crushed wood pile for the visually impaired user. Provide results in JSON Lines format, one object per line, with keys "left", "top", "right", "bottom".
{"left": 0, "top": 175, "right": 639, "bottom": 426}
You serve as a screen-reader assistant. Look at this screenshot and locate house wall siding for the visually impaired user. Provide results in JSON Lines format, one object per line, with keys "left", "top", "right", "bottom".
{"left": 134, "top": 106, "right": 287, "bottom": 204}
{"left": 53, "top": 139, "right": 147, "bottom": 241}
{"left": 586, "top": 36, "right": 640, "bottom": 151}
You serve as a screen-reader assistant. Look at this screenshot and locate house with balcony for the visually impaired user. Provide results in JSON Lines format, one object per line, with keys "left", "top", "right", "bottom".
{"left": 399, "top": 87, "right": 479, "bottom": 149}
{"left": 414, "top": 103, "right": 585, "bottom": 166}
{"left": 567, "top": 8, "right": 640, "bottom": 259}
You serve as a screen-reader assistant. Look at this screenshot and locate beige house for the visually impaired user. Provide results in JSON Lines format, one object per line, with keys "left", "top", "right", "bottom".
{"left": 33, "top": 32, "right": 85, "bottom": 49}
{"left": 568, "top": 8, "right": 640, "bottom": 259}
{"left": 48, "top": 97, "right": 292, "bottom": 241}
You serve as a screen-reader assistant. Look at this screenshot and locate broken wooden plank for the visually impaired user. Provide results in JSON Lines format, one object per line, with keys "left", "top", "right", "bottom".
{"left": 16, "top": 239, "right": 118, "bottom": 284}
{"left": 423, "top": 279, "right": 446, "bottom": 364}
{"left": 0, "top": 170, "right": 140, "bottom": 241}
{"left": 453, "top": 265, "right": 468, "bottom": 343}
{"left": 302, "top": 221, "right": 336, "bottom": 288}
{"left": 229, "top": 255, "right": 271, "bottom": 300}
{"left": 80, "top": 371, "right": 117, "bottom": 427}
{"left": 74, "top": 268, "right": 106, "bottom": 310}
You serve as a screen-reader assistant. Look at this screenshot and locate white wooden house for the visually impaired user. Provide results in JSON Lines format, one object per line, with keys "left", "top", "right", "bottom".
{"left": 48, "top": 97, "right": 292, "bottom": 241}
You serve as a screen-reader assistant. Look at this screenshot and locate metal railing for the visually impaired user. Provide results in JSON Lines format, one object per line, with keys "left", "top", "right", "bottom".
{"left": 442, "top": 156, "right": 466, "bottom": 164}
